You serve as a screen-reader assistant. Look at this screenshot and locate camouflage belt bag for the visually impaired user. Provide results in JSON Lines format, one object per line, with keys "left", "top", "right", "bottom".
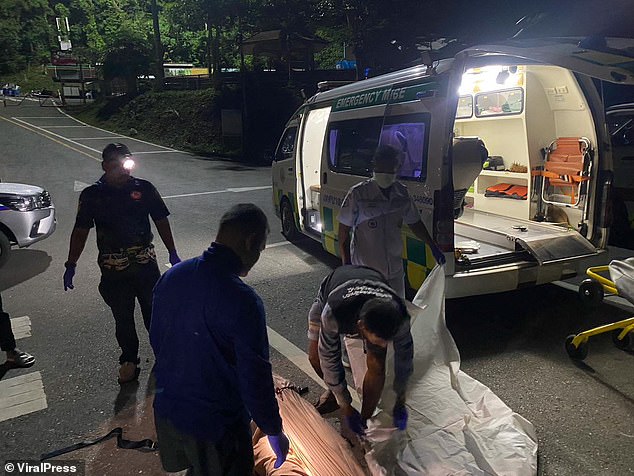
{"left": 99, "top": 245, "right": 156, "bottom": 271}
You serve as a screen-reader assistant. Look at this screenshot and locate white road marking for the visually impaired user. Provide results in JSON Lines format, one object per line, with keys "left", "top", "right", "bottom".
{"left": 72, "top": 136, "right": 127, "bottom": 140}
{"left": 55, "top": 107, "right": 180, "bottom": 151}
{"left": 226, "top": 186, "right": 271, "bottom": 192}
{"left": 39, "top": 125, "right": 89, "bottom": 128}
{"left": 0, "top": 372, "right": 48, "bottom": 422}
{"left": 74, "top": 180, "right": 90, "bottom": 192}
{"left": 11, "top": 117, "right": 102, "bottom": 155}
{"left": 266, "top": 241, "right": 293, "bottom": 249}
{"left": 266, "top": 326, "right": 360, "bottom": 406}
{"left": 10, "top": 116, "right": 66, "bottom": 119}
{"left": 11, "top": 118, "right": 182, "bottom": 160}
{"left": 163, "top": 186, "right": 271, "bottom": 199}
{"left": 10, "top": 316, "right": 31, "bottom": 340}
{"left": 133, "top": 150, "right": 189, "bottom": 155}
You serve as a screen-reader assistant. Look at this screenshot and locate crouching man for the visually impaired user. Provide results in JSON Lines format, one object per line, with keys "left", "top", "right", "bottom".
{"left": 308, "top": 265, "right": 414, "bottom": 435}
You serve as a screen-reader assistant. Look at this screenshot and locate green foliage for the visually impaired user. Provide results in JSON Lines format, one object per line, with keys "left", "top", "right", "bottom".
{"left": 0, "top": 0, "right": 54, "bottom": 74}
{"left": 0, "top": 66, "right": 56, "bottom": 92}
{"left": 314, "top": 27, "right": 347, "bottom": 69}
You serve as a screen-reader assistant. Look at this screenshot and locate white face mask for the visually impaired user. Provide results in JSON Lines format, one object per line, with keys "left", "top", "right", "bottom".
{"left": 373, "top": 172, "right": 397, "bottom": 188}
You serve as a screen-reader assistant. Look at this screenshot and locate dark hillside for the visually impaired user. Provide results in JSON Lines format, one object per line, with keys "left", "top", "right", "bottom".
{"left": 69, "top": 84, "right": 303, "bottom": 162}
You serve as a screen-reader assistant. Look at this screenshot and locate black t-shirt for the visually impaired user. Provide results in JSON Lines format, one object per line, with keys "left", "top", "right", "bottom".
{"left": 321, "top": 265, "right": 407, "bottom": 335}
{"left": 74, "top": 176, "right": 170, "bottom": 253}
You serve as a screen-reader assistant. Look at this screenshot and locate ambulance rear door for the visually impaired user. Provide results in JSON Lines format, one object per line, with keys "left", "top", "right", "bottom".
{"left": 272, "top": 110, "right": 303, "bottom": 238}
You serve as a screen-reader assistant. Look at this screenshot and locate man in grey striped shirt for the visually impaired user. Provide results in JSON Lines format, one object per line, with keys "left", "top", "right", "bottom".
{"left": 307, "top": 265, "right": 413, "bottom": 435}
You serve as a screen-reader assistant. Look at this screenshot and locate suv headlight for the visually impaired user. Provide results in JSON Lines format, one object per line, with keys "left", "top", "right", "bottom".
{"left": 0, "top": 194, "right": 38, "bottom": 212}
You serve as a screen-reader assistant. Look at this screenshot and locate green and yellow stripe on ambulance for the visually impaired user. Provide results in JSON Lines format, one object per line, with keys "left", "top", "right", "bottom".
{"left": 320, "top": 204, "right": 340, "bottom": 257}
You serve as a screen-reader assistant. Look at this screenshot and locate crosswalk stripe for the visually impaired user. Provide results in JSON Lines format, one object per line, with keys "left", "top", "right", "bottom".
{"left": 0, "top": 372, "right": 48, "bottom": 422}
{"left": 10, "top": 316, "right": 31, "bottom": 340}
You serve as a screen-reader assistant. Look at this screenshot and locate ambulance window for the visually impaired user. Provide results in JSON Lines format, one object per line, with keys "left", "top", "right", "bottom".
{"left": 475, "top": 88, "right": 523, "bottom": 117}
{"left": 456, "top": 96, "right": 473, "bottom": 119}
{"left": 379, "top": 113, "right": 431, "bottom": 181}
{"left": 327, "top": 118, "right": 382, "bottom": 176}
{"left": 275, "top": 127, "right": 297, "bottom": 161}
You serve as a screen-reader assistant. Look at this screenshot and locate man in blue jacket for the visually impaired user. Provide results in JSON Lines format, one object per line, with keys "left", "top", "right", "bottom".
{"left": 150, "top": 203, "right": 289, "bottom": 475}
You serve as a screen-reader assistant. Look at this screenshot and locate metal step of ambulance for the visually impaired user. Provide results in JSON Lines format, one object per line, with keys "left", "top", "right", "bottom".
{"left": 454, "top": 208, "right": 598, "bottom": 267}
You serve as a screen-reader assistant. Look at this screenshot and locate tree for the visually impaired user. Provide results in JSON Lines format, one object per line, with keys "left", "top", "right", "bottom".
{"left": 150, "top": 0, "right": 165, "bottom": 89}
{"left": 102, "top": 39, "right": 151, "bottom": 95}
{"left": 0, "top": 0, "right": 54, "bottom": 74}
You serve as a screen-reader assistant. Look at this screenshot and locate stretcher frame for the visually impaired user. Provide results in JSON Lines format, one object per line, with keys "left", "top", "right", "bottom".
{"left": 565, "top": 265, "right": 634, "bottom": 360}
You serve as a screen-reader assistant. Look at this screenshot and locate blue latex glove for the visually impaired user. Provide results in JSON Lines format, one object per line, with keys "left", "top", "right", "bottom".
{"left": 63, "top": 265, "right": 76, "bottom": 291}
{"left": 431, "top": 244, "right": 446, "bottom": 265}
{"left": 267, "top": 433, "right": 290, "bottom": 469}
{"left": 344, "top": 408, "right": 367, "bottom": 436}
{"left": 393, "top": 404, "right": 408, "bottom": 430}
{"left": 168, "top": 250, "right": 181, "bottom": 266}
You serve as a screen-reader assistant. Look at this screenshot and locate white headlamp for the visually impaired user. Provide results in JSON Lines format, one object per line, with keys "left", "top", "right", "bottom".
{"left": 122, "top": 158, "right": 135, "bottom": 170}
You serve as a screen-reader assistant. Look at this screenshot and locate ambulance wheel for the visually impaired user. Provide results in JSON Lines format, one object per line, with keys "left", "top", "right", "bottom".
{"left": 0, "top": 231, "right": 10, "bottom": 268}
{"left": 612, "top": 330, "right": 633, "bottom": 350}
{"left": 565, "top": 335, "right": 588, "bottom": 360}
{"left": 578, "top": 279, "right": 603, "bottom": 307}
{"left": 280, "top": 199, "right": 299, "bottom": 241}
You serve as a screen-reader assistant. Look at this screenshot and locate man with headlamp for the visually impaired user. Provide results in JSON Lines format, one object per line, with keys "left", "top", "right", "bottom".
{"left": 63, "top": 143, "right": 181, "bottom": 384}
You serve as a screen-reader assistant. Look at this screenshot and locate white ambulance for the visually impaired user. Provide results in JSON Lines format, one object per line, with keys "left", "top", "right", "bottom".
{"left": 271, "top": 38, "right": 634, "bottom": 298}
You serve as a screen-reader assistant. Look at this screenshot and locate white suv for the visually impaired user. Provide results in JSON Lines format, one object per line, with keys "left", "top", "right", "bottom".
{"left": 0, "top": 182, "right": 56, "bottom": 267}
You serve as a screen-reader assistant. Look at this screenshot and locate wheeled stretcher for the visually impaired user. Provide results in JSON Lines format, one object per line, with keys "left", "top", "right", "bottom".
{"left": 565, "top": 258, "right": 634, "bottom": 360}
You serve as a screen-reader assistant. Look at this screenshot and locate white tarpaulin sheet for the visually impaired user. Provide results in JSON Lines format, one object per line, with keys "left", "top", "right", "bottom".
{"left": 349, "top": 265, "right": 538, "bottom": 475}
{"left": 610, "top": 258, "right": 634, "bottom": 304}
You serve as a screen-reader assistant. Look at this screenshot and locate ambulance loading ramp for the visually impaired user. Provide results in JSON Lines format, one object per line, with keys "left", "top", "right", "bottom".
{"left": 455, "top": 208, "right": 598, "bottom": 267}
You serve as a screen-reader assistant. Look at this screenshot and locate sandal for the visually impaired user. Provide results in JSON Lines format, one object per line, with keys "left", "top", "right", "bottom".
{"left": 6, "top": 349, "right": 35, "bottom": 368}
{"left": 314, "top": 389, "right": 340, "bottom": 415}
{"left": 118, "top": 362, "right": 140, "bottom": 385}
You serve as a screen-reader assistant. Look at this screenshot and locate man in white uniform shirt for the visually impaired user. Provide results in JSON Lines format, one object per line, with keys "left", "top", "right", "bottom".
{"left": 338, "top": 145, "right": 445, "bottom": 298}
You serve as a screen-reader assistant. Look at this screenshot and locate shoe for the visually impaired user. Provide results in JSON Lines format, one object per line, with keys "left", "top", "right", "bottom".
{"left": 118, "top": 362, "right": 140, "bottom": 385}
{"left": 6, "top": 349, "right": 35, "bottom": 368}
{"left": 314, "top": 390, "right": 340, "bottom": 415}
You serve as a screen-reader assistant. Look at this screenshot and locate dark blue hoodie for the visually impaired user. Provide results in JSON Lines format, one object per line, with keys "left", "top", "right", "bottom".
{"left": 150, "top": 243, "right": 282, "bottom": 441}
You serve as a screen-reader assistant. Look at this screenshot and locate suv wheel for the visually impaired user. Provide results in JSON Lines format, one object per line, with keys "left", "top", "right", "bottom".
{"left": 0, "top": 231, "right": 10, "bottom": 268}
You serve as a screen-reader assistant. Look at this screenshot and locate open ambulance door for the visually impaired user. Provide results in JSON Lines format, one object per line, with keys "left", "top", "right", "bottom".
{"left": 272, "top": 112, "right": 302, "bottom": 239}
{"left": 296, "top": 106, "right": 331, "bottom": 237}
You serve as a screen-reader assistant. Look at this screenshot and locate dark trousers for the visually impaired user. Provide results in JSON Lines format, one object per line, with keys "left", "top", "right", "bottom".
{"left": 155, "top": 414, "right": 254, "bottom": 476}
{"left": 98, "top": 261, "right": 160, "bottom": 364}
{"left": 0, "top": 294, "right": 16, "bottom": 353}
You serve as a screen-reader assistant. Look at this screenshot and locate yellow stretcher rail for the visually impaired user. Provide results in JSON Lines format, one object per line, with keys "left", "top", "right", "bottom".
{"left": 586, "top": 265, "right": 617, "bottom": 295}
{"left": 565, "top": 265, "right": 634, "bottom": 360}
